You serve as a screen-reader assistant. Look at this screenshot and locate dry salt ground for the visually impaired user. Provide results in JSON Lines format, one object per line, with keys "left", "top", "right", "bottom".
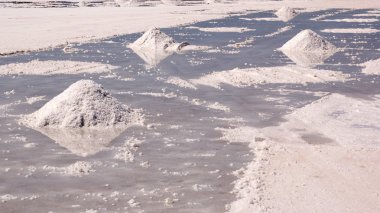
{"left": 1, "top": 7, "right": 380, "bottom": 213}
{"left": 0, "top": 60, "right": 117, "bottom": 75}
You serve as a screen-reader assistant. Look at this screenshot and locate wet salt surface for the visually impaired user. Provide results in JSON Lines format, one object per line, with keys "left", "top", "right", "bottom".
{"left": 0, "top": 9, "right": 380, "bottom": 212}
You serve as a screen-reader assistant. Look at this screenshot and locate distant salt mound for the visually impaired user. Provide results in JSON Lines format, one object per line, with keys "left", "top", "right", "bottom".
{"left": 129, "top": 27, "right": 189, "bottom": 66}
{"left": 22, "top": 80, "right": 142, "bottom": 128}
{"left": 280, "top": 29, "right": 337, "bottom": 66}
{"left": 129, "top": 27, "right": 189, "bottom": 53}
{"left": 275, "top": 6, "right": 298, "bottom": 22}
{"left": 362, "top": 58, "right": 380, "bottom": 75}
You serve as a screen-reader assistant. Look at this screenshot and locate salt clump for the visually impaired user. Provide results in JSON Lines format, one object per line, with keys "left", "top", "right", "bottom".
{"left": 280, "top": 29, "right": 338, "bottom": 67}
{"left": 275, "top": 7, "right": 298, "bottom": 22}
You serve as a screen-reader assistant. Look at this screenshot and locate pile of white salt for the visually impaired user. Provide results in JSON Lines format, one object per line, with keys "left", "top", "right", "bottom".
{"left": 22, "top": 79, "right": 143, "bottom": 128}
{"left": 275, "top": 6, "right": 298, "bottom": 22}
{"left": 279, "top": 29, "right": 338, "bottom": 67}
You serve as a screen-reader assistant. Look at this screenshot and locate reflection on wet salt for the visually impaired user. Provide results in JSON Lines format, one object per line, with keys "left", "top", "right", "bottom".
{"left": 281, "top": 49, "right": 337, "bottom": 67}
{"left": 130, "top": 46, "right": 174, "bottom": 67}
{"left": 30, "top": 127, "right": 125, "bottom": 157}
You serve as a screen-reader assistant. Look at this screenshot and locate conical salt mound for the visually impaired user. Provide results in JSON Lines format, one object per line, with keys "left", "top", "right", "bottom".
{"left": 275, "top": 6, "right": 298, "bottom": 22}
{"left": 22, "top": 80, "right": 142, "bottom": 128}
{"left": 280, "top": 29, "right": 337, "bottom": 53}
{"left": 130, "top": 27, "right": 189, "bottom": 52}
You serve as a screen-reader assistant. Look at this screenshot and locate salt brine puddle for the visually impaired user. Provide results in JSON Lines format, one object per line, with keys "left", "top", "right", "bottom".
{"left": 0, "top": 9, "right": 379, "bottom": 212}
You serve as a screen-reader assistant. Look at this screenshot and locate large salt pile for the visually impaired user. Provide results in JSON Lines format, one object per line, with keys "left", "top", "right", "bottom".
{"left": 128, "top": 27, "right": 189, "bottom": 66}
{"left": 22, "top": 80, "right": 143, "bottom": 128}
{"left": 22, "top": 80, "right": 143, "bottom": 156}
{"left": 280, "top": 29, "right": 338, "bottom": 67}
{"left": 275, "top": 6, "right": 298, "bottom": 22}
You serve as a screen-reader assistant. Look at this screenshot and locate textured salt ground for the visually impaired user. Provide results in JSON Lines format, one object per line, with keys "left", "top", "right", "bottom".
{"left": 225, "top": 94, "right": 380, "bottom": 212}
{"left": 0, "top": 60, "right": 117, "bottom": 75}
{"left": 321, "top": 28, "right": 380, "bottom": 33}
{"left": 1, "top": 9, "right": 380, "bottom": 213}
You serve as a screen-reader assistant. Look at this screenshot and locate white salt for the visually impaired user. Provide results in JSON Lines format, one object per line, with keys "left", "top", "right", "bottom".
{"left": 128, "top": 27, "right": 189, "bottom": 66}
{"left": 280, "top": 29, "right": 337, "bottom": 53}
{"left": 129, "top": 27, "right": 188, "bottom": 53}
{"left": 0, "top": 60, "right": 117, "bottom": 76}
{"left": 22, "top": 80, "right": 143, "bottom": 128}
{"left": 362, "top": 58, "right": 380, "bottom": 75}
{"left": 275, "top": 7, "right": 298, "bottom": 22}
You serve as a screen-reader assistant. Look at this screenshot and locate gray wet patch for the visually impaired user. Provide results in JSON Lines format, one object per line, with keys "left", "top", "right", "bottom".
{"left": 0, "top": 9, "right": 379, "bottom": 212}
{"left": 301, "top": 133, "right": 335, "bottom": 145}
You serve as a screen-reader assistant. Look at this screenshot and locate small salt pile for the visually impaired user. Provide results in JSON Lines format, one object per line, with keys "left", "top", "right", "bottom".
{"left": 280, "top": 29, "right": 337, "bottom": 53}
{"left": 129, "top": 27, "right": 189, "bottom": 53}
{"left": 275, "top": 6, "right": 298, "bottom": 22}
{"left": 279, "top": 29, "right": 338, "bottom": 67}
{"left": 22, "top": 79, "right": 142, "bottom": 128}
{"left": 128, "top": 27, "right": 189, "bottom": 66}
{"left": 362, "top": 58, "right": 380, "bottom": 75}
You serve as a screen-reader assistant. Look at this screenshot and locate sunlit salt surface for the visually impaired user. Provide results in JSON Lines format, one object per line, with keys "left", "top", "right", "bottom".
{"left": 0, "top": 9, "right": 379, "bottom": 212}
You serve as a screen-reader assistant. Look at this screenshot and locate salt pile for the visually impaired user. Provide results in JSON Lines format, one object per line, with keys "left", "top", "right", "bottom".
{"left": 22, "top": 80, "right": 142, "bottom": 128}
{"left": 280, "top": 29, "right": 337, "bottom": 53}
{"left": 280, "top": 29, "right": 338, "bottom": 66}
{"left": 362, "top": 58, "right": 380, "bottom": 75}
{"left": 129, "top": 27, "right": 189, "bottom": 52}
{"left": 22, "top": 80, "right": 143, "bottom": 156}
{"left": 275, "top": 7, "right": 298, "bottom": 22}
{"left": 128, "top": 27, "right": 189, "bottom": 66}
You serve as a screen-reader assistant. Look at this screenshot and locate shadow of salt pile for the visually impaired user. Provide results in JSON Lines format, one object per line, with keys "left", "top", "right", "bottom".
{"left": 279, "top": 29, "right": 338, "bottom": 67}
{"left": 21, "top": 80, "right": 144, "bottom": 157}
{"left": 128, "top": 27, "right": 190, "bottom": 67}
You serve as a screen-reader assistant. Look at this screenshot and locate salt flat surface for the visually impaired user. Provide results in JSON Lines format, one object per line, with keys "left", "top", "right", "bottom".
{"left": 188, "top": 26, "right": 254, "bottom": 33}
{"left": 1, "top": 6, "right": 380, "bottom": 213}
{"left": 191, "top": 65, "right": 348, "bottom": 89}
{"left": 1, "top": 0, "right": 380, "bottom": 55}
{"left": 0, "top": 60, "right": 117, "bottom": 75}
{"left": 322, "top": 18, "right": 379, "bottom": 22}
{"left": 321, "top": 28, "right": 380, "bottom": 33}
{"left": 229, "top": 93, "right": 380, "bottom": 212}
